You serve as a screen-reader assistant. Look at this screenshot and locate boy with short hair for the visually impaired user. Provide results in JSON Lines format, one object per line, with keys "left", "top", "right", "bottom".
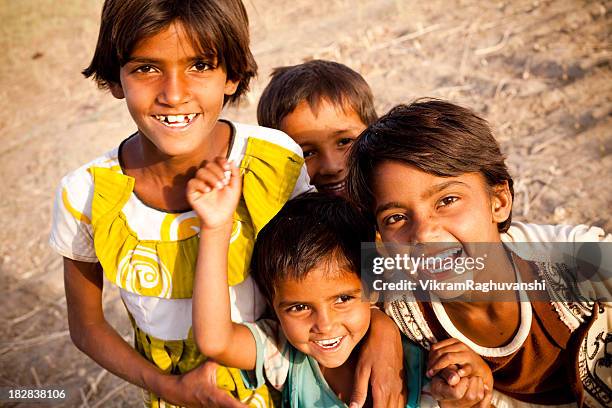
{"left": 257, "top": 59, "right": 376, "bottom": 196}
{"left": 189, "top": 180, "right": 426, "bottom": 407}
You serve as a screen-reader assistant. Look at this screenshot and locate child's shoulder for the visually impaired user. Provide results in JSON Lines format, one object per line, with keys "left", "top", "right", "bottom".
{"left": 57, "top": 147, "right": 120, "bottom": 203}
{"left": 230, "top": 121, "right": 303, "bottom": 158}
{"left": 61, "top": 147, "right": 121, "bottom": 188}
{"left": 504, "top": 221, "right": 611, "bottom": 243}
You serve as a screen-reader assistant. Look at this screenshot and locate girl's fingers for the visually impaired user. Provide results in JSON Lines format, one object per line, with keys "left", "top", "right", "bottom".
{"left": 195, "top": 165, "right": 227, "bottom": 190}
{"left": 476, "top": 385, "right": 494, "bottom": 408}
{"left": 213, "top": 157, "right": 232, "bottom": 180}
{"left": 429, "top": 338, "right": 462, "bottom": 351}
{"left": 456, "top": 363, "right": 473, "bottom": 378}
{"left": 438, "top": 366, "right": 461, "bottom": 385}
{"left": 427, "top": 351, "right": 471, "bottom": 377}
{"left": 227, "top": 160, "right": 242, "bottom": 189}
{"left": 186, "top": 177, "right": 212, "bottom": 197}
{"left": 463, "top": 376, "right": 484, "bottom": 403}
{"left": 427, "top": 342, "right": 471, "bottom": 367}
{"left": 200, "top": 159, "right": 229, "bottom": 184}
{"left": 431, "top": 376, "right": 469, "bottom": 401}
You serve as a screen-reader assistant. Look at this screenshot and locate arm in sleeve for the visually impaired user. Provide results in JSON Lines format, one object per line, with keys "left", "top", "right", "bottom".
{"left": 241, "top": 319, "right": 291, "bottom": 391}
{"left": 49, "top": 174, "right": 97, "bottom": 262}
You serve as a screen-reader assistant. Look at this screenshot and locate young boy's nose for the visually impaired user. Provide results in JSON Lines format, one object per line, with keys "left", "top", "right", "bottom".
{"left": 312, "top": 309, "right": 335, "bottom": 333}
{"left": 158, "top": 72, "right": 191, "bottom": 106}
{"left": 318, "top": 150, "right": 344, "bottom": 176}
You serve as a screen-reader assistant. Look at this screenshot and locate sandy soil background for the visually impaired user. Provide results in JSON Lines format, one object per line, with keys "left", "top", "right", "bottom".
{"left": 0, "top": 0, "right": 610, "bottom": 406}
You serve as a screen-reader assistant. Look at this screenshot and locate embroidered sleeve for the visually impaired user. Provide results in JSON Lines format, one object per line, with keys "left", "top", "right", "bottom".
{"left": 504, "top": 221, "right": 612, "bottom": 243}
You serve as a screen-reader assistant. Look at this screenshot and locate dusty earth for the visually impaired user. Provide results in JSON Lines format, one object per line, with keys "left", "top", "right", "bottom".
{"left": 0, "top": 0, "right": 610, "bottom": 406}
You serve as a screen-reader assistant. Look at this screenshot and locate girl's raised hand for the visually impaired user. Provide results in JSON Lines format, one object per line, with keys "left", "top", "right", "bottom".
{"left": 186, "top": 158, "right": 242, "bottom": 230}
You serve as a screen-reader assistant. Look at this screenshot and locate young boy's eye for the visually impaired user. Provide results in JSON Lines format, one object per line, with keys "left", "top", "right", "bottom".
{"left": 288, "top": 304, "right": 309, "bottom": 313}
{"left": 384, "top": 213, "right": 407, "bottom": 226}
{"left": 338, "top": 137, "right": 355, "bottom": 147}
{"left": 438, "top": 196, "right": 459, "bottom": 208}
{"left": 335, "top": 294, "right": 355, "bottom": 304}
{"left": 302, "top": 150, "right": 315, "bottom": 159}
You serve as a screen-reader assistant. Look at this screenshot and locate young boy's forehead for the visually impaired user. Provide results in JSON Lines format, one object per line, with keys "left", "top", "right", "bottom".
{"left": 274, "top": 264, "right": 363, "bottom": 305}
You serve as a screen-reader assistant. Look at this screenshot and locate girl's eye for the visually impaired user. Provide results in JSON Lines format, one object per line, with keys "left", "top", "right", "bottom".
{"left": 338, "top": 137, "right": 355, "bottom": 147}
{"left": 438, "top": 196, "right": 459, "bottom": 208}
{"left": 384, "top": 213, "right": 407, "bottom": 226}
{"left": 134, "top": 65, "right": 156, "bottom": 74}
{"left": 288, "top": 304, "right": 309, "bottom": 313}
{"left": 191, "top": 61, "right": 213, "bottom": 72}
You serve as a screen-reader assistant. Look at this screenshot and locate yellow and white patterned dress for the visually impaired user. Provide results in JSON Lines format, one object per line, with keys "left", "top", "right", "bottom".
{"left": 50, "top": 121, "right": 312, "bottom": 407}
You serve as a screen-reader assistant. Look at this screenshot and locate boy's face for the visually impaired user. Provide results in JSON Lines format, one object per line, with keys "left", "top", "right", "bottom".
{"left": 280, "top": 99, "right": 367, "bottom": 197}
{"left": 272, "top": 263, "right": 371, "bottom": 368}
{"left": 372, "top": 160, "right": 511, "bottom": 256}
{"left": 109, "top": 21, "right": 238, "bottom": 157}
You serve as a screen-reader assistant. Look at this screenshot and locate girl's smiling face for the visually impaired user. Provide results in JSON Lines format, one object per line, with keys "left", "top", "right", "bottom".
{"left": 110, "top": 21, "right": 238, "bottom": 158}
{"left": 373, "top": 161, "right": 512, "bottom": 250}
{"left": 372, "top": 161, "right": 512, "bottom": 298}
{"left": 272, "top": 262, "right": 371, "bottom": 369}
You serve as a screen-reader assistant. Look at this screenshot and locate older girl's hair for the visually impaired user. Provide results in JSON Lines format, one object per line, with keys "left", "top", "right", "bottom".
{"left": 83, "top": 0, "right": 257, "bottom": 105}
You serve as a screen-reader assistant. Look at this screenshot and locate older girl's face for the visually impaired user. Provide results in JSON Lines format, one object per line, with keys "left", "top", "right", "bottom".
{"left": 111, "top": 21, "right": 238, "bottom": 159}
{"left": 372, "top": 161, "right": 512, "bottom": 297}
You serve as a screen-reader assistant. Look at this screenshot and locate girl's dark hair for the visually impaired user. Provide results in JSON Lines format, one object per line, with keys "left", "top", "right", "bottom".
{"left": 257, "top": 59, "right": 377, "bottom": 129}
{"left": 82, "top": 0, "right": 257, "bottom": 105}
{"left": 347, "top": 99, "right": 514, "bottom": 232}
{"left": 251, "top": 192, "right": 375, "bottom": 305}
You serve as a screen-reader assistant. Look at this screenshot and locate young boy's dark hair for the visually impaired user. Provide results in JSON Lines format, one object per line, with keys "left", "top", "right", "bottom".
{"left": 257, "top": 59, "right": 377, "bottom": 129}
{"left": 347, "top": 99, "right": 515, "bottom": 232}
{"left": 82, "top": 0, "right": 257, "bottom": 105}
{"left": 250, "top": 192, "right": 375, "bottom": 304}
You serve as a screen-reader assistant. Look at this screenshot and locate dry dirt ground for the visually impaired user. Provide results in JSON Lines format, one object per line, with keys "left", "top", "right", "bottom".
{"left": 0, "top": 0, "right": 610, "bottom": 406}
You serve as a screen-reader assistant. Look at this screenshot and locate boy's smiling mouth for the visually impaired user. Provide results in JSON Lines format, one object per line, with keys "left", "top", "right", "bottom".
{"left": 153, "top": 113, "right": 199, "bottom": 127}
{"left": 312, "top": 335, "right": 345, "bottom": 351}
{"left": 317, "top": 180, "right": 346, "bottom": 195}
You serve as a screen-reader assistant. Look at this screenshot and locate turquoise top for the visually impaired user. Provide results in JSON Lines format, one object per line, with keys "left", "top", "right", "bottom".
{"left": 242, "top": 320, "right": 425, "bottom": 408}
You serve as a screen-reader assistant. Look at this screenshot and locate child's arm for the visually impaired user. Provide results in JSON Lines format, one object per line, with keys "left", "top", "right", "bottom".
{"left": 64, "top": 258, "right": 246, "bottom": 408}
{"left": 427, "top": 338, "right": 493, "bottom": 408}
{"left": 350, "top": 308, "right": 407, "bottom": 408}
{"left": 188, "top": 158, "right": 257, "bottom": 370}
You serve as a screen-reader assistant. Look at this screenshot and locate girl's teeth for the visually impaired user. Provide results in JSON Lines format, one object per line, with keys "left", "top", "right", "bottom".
{"left": 155, "top": 114, "right": 197, "bottom": 126}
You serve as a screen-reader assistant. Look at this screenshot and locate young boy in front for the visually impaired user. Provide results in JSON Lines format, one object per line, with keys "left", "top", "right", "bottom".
{"left": 188, "top": 162, "right": 492, "bottom": 407}
{"left": 188, "top": 166, "right": 433, "bottom": 406}
{"left": 346, "top": 99, "right": 611, "bottom": 407}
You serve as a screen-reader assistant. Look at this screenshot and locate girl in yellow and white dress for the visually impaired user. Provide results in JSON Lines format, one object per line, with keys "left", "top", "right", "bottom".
{"left": 49, "top": 0, "right": 311, "bottom": 406}
{"left": 51, "top": 2, "right": 409, "bottom": 407}
{"left": 52, "top": 117, "right": 310, "bottom": 407}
